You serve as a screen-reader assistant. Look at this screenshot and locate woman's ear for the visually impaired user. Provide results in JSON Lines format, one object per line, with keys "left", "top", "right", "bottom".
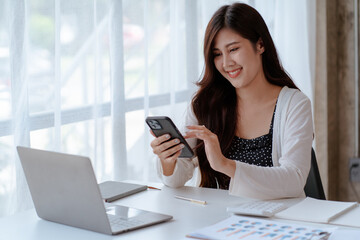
{"left": 257, "top": 38, "right": 265, "bottom": 54}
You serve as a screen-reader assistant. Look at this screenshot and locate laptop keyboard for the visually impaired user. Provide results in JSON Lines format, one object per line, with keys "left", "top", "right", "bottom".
{"left": 108, "top": 215, "right": 145, "bottom": 230}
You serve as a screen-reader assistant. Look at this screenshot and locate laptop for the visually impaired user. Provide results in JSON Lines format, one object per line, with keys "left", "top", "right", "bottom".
{"left": 16, "top": 146, "right": 172, "bottom": 235}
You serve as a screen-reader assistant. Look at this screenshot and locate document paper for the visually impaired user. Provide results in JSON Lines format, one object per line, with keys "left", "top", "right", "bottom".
{"left": 186, "top": 215, "right": 335, "bottom": 240}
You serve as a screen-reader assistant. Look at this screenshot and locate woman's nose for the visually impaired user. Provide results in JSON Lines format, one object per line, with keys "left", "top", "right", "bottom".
{"left": 223, "top": 53, "right": 235, "bottom": 68}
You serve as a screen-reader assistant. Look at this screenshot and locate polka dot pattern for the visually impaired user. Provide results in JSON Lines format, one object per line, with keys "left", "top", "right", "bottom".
{"left": 225, "top": 104, "right": 277, "bottom": 167}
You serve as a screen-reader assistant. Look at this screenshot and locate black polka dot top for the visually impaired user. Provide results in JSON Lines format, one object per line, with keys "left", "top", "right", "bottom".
{"left": 225, "top": 104, "right": 277, "bottom": 167}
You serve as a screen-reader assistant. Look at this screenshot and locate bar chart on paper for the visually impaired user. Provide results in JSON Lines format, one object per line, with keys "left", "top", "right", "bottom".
{"left": 186, "top": 215, "right": 335, "bottom": 240}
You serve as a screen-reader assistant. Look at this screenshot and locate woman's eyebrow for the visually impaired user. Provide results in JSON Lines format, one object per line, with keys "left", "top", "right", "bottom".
{"left": 225, "top": 41, "right": 241, "bottom": 47}
{"left": 213, "top": 41, "right": 241, "bottom": 51}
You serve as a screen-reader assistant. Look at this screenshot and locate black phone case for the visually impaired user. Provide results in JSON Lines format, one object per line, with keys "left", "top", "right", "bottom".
{"left": 146, "top": 116, "right": 194, "bottom": 158}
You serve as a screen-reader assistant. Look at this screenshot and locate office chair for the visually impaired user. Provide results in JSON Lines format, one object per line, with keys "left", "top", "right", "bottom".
{"left": 304, "top": 148, "right": 326, "bottom": 200}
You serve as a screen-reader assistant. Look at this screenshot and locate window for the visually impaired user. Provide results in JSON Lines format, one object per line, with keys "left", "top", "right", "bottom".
{"left": 0, "top": 0, "right": 314, "bottom": 217}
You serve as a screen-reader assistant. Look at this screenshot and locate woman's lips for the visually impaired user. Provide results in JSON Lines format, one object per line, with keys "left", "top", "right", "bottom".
{"left": 227, "top": 67, "right": 242, "bottom": 78}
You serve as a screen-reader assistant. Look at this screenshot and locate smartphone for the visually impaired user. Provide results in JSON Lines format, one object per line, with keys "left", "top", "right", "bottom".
{"left": 145, "top": 116, "right": 194, "bottom": 158}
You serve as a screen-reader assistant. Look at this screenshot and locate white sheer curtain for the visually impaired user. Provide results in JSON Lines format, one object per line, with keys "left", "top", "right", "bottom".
{"left": 0, "top": 0, "right": 314, "bottom": 217}
{"left": 251, "top": 0, "right": 315, "bottom": 100}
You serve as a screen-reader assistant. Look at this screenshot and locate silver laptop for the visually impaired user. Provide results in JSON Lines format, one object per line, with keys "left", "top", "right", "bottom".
{"left": 17, "top": 146, "right": 172, "bottom": 235}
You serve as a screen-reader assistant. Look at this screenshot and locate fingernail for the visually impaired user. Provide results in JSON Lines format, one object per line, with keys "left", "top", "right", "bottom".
{"left": 166, "top": 134, "right": 170, "bottom": 139}
{"left": 174, "top": 139, "right": 180, "bottom": 143}
{"left": 180, "top": 144, "right": 184, "bottom": 148}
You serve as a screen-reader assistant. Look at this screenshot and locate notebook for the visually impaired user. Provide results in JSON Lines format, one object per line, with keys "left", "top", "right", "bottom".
{"left": 17, "top": 146, "right": 172, "bottom": 235}
{"left": 275, "top": 197, "right": 359, "bottom": 227}
{"left": 99, "top": 181, "right": 147, "bottom": 202}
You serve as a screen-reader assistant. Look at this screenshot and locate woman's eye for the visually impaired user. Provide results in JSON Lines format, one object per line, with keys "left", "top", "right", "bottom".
{"left": 230, "top": 47, "right": 239, "bottom": 52}
{"left": 213, "top": 52, "right": 221, "bottom": 57}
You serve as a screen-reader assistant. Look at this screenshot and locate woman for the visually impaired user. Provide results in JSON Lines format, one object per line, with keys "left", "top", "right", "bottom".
{"left": 150, "top": 3, "right": 313, "bottom": 199}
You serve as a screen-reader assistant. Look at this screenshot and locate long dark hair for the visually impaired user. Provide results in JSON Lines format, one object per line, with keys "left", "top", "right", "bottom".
{"left": 192, "top": 3, "right": 298, "bottom": 189}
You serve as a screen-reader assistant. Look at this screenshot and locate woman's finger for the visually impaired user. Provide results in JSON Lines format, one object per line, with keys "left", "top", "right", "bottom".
{"left": 186, "top": 125, "right": 207, "bottom": 130}
{"left": 150, "top": 133, "right": 171, "bottom": 148}
{"left": 167, "top": 149, "right": 182, "bottom": 161}
{"left": 153, "top": 138, "right": 181, "bottom": 155}
{"left": 158, "top": 143, "right": 184, "bottom": 160}
{"left": 185, "top": 125, "right": 213, "bottom": 140}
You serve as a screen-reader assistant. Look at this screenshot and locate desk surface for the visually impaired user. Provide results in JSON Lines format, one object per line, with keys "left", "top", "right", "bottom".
{"left": 0, "top": 184, "right": 356, "bottom": 239}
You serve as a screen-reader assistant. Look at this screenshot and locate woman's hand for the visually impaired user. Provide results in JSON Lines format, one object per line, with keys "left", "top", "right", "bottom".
{"left": 184, "top": 125, "right": 235, "bottom": 177}
{"left": 150, "top": 131, "right": 185, "bottom": 176}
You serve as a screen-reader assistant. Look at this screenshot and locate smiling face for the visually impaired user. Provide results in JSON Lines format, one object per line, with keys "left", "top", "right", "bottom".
{"left": 213, "top": 28, "right": 265, "bottom": 89}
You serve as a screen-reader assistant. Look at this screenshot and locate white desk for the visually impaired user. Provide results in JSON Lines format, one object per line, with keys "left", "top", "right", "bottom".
{"left": 0, "top": 185, "right": 357, "bottom": 239}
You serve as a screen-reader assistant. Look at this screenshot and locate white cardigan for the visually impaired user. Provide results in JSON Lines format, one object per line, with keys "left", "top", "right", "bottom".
{"left": 157, "top": 86, "right": 313, "bottom": 200}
